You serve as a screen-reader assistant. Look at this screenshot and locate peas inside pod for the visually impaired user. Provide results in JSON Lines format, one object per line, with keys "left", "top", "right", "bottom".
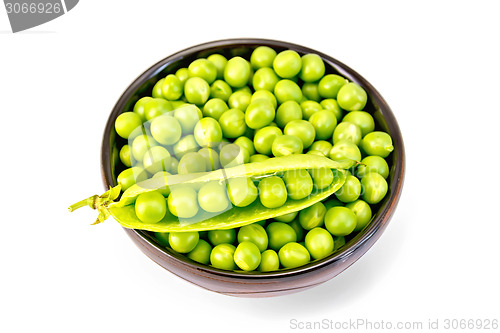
{"left": 69, "top": 45, "right": 394, "bottom": 273}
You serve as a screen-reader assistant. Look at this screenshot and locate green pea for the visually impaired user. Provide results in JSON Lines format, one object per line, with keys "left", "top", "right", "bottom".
{"left": 229, "top": 90, "right": 251, "bottom": 112}
{"left": 329, "top": 140, "right": 362, "bottom": 162}
{"left": 194, "top": 117, "right": 223, "bottom": 147}
{"left": 275, "top": 101, "right": 302, "bottom": 128}
{"left": 278, "top": 242, "right": 310, "bottom": 269}
{"left": 161, "top": 74, "right": 184, "bottom": 101}
{"left": 152, "top": 171, "right": 171, "bottom": 196}
{"left": 245, "top": 99, "right": 276, "bottom": 129}
{"left": 169, "top": 231, "right": 199, "bottom": 253}
{"left": 218, "top": 108, "right": 247, "bottom": 139}
{"left": 210, "top": 80, "right": 232, "bottom": 101}
{"left": 175, "top": 68, "right": 189, "bottom": 84}
{"left": 198, "top": 147, "right": 220, "bottom": 171}
{"left": 167, "top": 157, "right": 179, "bottom": 174}
{"left": 284, "top": 120, "right": 316, "bottom": 149}
{"left": 174, "top": 104, "right": 202, "bottom": 134}
{"left": 252, "top": 67, "right": 280, "bottom": 92}
{"left": 115, "top": 112, "right": 142, "bottom": 139}
{"left": 184, "top": 77, "right": 210, "bottom": 105}
{"left": 357, "top": 155, "right": 390, "bottom": 179}
{"left": 150, "top": 114, "right": 182, "bottom": 145}
{"left": 234, "top": 136, "right": 255, "bottom": 156}
{"left": 283, "top": 169, "right": 313, "bottom": 200}
{"left": 219, "top": 144, "right": 249, "bottom": 168}
{"left": 117, "top": 167, "right": 147, "bottom": 191}
{"left": 342, "top": 111, "right": 375, "bottom": 137}
{"left": 346, "top": 199, "right": 373, "bottom": 232}
{"left": 167, "top": 186, "right": 199, "bottom": 218}
{"left": 301, "top": 82, "right": 321, "bottom": 102}
{"left": 253, "top": 126, "right": 283, "bottom": 155}
{"left": 250, "top": 46, "right": 277, "bottom": 69}
{"left": 273, "top": 50, "right": 302, "bottom": 78}
{"left": 308, "top": 168, "right": 333, "bottom": 192}
{"left": 320, "top": 98, "right": 343, "bottom": 122}
{"left": 249, "top": 154, "right": 270, "bottom": 163}
{"left": 234, "top": 242, "right": 262, "bottom": 271}
{"left": 300, "top": 100, "right": 322, "bottom": 120}
{"left": 207, "top": 54, "right": 228, "bottom": 79}
{"left": 289, "top": 218, "right": 305, "bottom": 242}
{"left": 309, "top": 110, "right": 337, "bottom": 140}
{"left": 335, "top": 174, "right": 361, "bottom": 203}
{"left": 238, "top": 224, "right": 268, "bottom": 252}
{"left": 318, "top": 74, "right": 348, "bottom": 99}
{"left": 266, "top": 222, "right": 297, "bottom": 251}
{"left": 360, "top": 131, "right": 394, "bottom": 158}
{"left": 274, "top": 211, "right": 298, "bottom": 223}
{"left": 208, "top": 229, "right": 236, "bottom": 246}
{"left": 299, "top": 54, "right": 325, "bottom": 82}
{"left": 333, "top": 122, "right": 362, "bottom": 145}
{"left": 143, "top": 98, "right": 173, "bottom": 121}
{"left": 236, "top": 86, "right": 252, "bottom": 94}
{"left": 307, "top": 145, "right": 326, "bottom": 156}
{"left": 308, "top": 141, "right": 332, "bottom": 157}
{"left": 135, "top": 190, "right": 167, "bottom": 224}
{"left": 119, "top": 145, "right": 132, "bottom": 167}
{"left": 198, "top": 181, "right": 229, "bottom": 213}
{"left": 259, "top": 249, "right": 279, "bottom": 272}
{"left": 361, "top": 172, "right": 388, "bottom": 204}
{"left": 324, "top": 206, "right": 357, "bottom": 236}
{"left": 210, "top": 244, "right": 236, "bottom": 270}
{"left": 305, "top": 227, "right": 334, "bottom": 260}
{"left": 251, "top": 90, "right": 278, "bottom": 109}
{"left": 133, "top": 96, "right": 153, "bottom": 121}
{"left": 274, "top": 79, "right": 302, "bottom": 104}
{"left": 298, "top": 202, "right": 327, "bottom": 230}
{"left": 202, "top": 98, "right": 229, "bottom": 120}
{"left": 337, "top": 82, "right": 368, "bottom": 111}
{"left": 177, "top": 152, "right": 207, "bottom": 175}
{"left": 152, "top": 78, "right": 165, "bottom": 99}
{"left": 143, "top": 146, "right": 171, "bottom": 174}
{"left": 154, "top": 232, "right": 169, "bottom": 247}
{"left": 188, "top": 58, "right": 217, "bottom": 84}
{"left": 131, "top": 134, "right": 157, "bottom": 162}
{"left": 187, "top": 239, "right": 212, "bottom": 265}
{"left": 224, "top": 56, "right": 251, "bottom": 88}
{"left": 258, "top": 176, "right": 288, "bottom": 209}
{"left": 272, "top": 135, "right": 303, "bottom": 157}
{"left": 173, "top": 134, "right": 199, "bottom": 159}
{"left": 323, "top": 197, "right": 344, "bottom": 210}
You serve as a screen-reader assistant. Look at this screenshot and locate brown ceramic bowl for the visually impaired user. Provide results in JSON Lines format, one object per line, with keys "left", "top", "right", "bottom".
{"left": 101, "top": 38, "right": 405, "bottom": 297}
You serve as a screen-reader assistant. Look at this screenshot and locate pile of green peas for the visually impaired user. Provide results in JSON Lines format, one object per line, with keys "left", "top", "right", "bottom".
{"left": 113, "top": 46, "right": 394, "bottom": 272}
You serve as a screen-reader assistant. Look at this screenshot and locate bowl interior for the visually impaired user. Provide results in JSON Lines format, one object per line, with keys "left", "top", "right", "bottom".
{"left": 101, "top": 38, "right": 405, "bottom": 278}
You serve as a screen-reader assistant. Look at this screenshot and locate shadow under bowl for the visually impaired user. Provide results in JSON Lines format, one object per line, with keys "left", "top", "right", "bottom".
{"left": 101, "top": 38, "right": 405, "bottom": 297}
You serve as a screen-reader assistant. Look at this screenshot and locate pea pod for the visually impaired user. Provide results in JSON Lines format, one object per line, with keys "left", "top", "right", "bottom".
{"left": 69, "top": 154, "right": 353, "bottom": 232}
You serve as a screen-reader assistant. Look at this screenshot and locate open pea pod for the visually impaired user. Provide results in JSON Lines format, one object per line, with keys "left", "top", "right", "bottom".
{"left": 69, "top": 155, "right": 353, "bottom": 232}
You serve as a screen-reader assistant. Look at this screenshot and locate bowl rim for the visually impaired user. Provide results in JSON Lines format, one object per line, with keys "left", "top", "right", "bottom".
{"left": 101, "top": 38, "right": 405, "bottom": 280}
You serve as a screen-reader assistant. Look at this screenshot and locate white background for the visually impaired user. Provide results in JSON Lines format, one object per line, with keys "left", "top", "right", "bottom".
{"left": 1, "top": 1, "right": 499, "bottom": 332}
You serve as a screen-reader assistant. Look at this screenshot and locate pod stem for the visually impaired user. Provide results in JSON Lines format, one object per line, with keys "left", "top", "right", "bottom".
{"left": 68, "top": 195, "right": 98, "bottom": 212}
{"left": 68, "top": 185, "right": 122, "bottom": 226}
